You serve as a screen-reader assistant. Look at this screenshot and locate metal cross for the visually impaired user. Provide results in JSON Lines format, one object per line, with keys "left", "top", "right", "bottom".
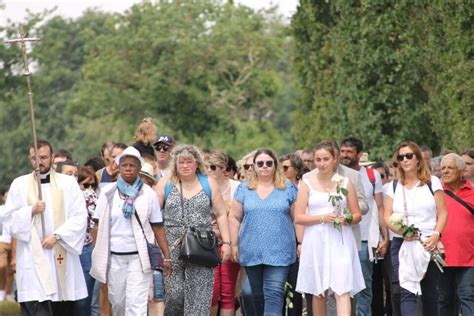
{"left": 5, "top": 24, "right": 46, "bottom": 238}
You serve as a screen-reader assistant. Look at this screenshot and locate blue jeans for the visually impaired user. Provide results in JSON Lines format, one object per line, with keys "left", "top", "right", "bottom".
{"left": 240, "top": 273, "right": 257, "bottom": 315}
{"left": 356, "top": 241, "right": 373, "bottom": 316}
{"left": 245, "top": 264, "right": 290, "bottom": 316}
{"left": 73, "top": 243, "right": 95, "bottom": 316}
{"left": 391, "top": 238, "right": 440, "bottom": 316}
{"left": 438, "top": 266, "right": 474, "bottom": 316}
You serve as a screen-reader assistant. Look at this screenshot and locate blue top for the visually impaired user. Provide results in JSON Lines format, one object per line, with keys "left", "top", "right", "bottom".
{"left": 234, "top": 181, "right": 298, "bottom": 267}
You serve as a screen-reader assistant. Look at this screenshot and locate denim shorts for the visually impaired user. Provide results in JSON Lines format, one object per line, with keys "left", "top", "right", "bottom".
{"left": 153, "top": 270, "right": 165, "bottom": 301}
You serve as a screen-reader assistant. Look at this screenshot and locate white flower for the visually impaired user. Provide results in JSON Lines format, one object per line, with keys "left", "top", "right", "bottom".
{"left": 389, "top": 213, "right": 404, "bottom": 225}
{"left": 331, "top": 173, "right": 344, "bottom": 185}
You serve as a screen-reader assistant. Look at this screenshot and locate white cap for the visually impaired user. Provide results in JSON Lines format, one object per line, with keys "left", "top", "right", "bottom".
{"left": 115, "top": 146, "right": 145, "bottom": 166}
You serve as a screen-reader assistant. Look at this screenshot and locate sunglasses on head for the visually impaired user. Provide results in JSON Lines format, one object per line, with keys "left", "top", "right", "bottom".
{"left": 243, "top": 164, "right": 253, "bottom": 170}
{"left": 155, "top": 144, "right": 169, "bottom": 152}
{"left": 81, "top": 182, "right": 95, "bottom": 189}
{"left": 256, "top": 160, "right": 274, "bottom": 168}
{"left": 282, "top": 165, "right": 292, "bottom": 172}
{"left": 397, "top": 153, "right": 415, "bottom": 162}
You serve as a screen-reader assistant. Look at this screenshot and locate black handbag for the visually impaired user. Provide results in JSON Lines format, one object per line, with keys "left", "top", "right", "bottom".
{"left": 177, "top": 181, "right": 220, "bottom": 268}
{"left": 135, "top": 212, "right": 164, "bottom": 271}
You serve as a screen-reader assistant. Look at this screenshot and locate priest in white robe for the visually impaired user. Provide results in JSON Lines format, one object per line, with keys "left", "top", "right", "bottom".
{"left": 3, "top": 140, "right": 87, "bottom": 315}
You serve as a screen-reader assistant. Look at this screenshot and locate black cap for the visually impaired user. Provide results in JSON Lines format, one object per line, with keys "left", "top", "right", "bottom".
{"left": 154, "top": 135, "right": 175, "bottom": 146}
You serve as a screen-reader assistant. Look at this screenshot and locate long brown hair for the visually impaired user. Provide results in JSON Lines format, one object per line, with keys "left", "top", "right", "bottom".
{"left": 247, "top": 148, "right": 287, "bottom": 190}
{"left": 393, "top": 141, "right": 431, "bottom": 185}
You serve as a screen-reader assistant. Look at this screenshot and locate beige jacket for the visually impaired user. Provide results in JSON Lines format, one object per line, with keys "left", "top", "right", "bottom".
{"left": 90, "top": 183, "right": 158, "bottom": 283}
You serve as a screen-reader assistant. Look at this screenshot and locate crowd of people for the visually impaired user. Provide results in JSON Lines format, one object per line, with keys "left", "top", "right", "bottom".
{"left": 0, "top": 117, "right": 472, "bottom": 316}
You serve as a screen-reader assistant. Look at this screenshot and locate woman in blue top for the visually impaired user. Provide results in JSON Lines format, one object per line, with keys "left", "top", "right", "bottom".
{"left": 229, "top": 148, "right": 297, "bottom": 316}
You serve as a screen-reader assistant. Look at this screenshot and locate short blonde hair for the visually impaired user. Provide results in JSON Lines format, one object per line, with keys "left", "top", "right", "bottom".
{"left": 133, "top": 117, "right": 158, "bottom": 145}
{"left": 168, "top": 144, "right": 207, "bottom": 185}
{"left": 247, "top": 148, "right": 287, "bottom": 190}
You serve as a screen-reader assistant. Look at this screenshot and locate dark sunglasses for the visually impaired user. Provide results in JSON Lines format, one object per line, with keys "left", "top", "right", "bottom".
{"left": 243, "top": 164, "right": 253, "bottom": 170}
{"left": 208, "top": 165, "right": 218, "bottom": 171}
{"left": 225, "top": 166, "right": 232, "bottom": 173}
{"left": 256, "top": 160, "right": 274, "bottom": 168}
{"left": 155, "top": 144, "right": 169, "bottom": 152}
{"left": 282, "top": 165, "right": 292, "bottom": 172}
{"left": 380, "top": 173, "right": 386, "bottom": 179}
{"left": 397, "top": 153, "right": 415, "bottom": 162}
{"left": 81, "top": 182, "right": 95, "bottom": 189}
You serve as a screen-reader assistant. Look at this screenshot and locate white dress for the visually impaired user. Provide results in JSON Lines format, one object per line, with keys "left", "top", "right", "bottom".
{"left": 296, "top": 178, "right": 365, "bottom": 297}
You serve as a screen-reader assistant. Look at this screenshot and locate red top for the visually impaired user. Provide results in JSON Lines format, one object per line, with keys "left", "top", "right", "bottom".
{"left": 441, "top": 180, "right": 474, "bottom": 267}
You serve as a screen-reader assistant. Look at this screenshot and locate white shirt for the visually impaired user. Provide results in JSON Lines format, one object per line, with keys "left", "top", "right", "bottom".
{"left": 359, "top": 166, "right": 383, "bottom": 241}
{"left": 94, "top": 184, "right": 162, "bottom": 253}
{"left": 387, "top": 176, "right": 443, "bottom": 238}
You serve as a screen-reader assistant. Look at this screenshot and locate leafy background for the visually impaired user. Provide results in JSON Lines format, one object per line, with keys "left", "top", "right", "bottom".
{"left": 0, "top": 0, "right": 472, "bottom": 190}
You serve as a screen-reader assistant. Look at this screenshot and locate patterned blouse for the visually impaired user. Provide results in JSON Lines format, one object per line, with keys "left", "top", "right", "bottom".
{"left": 83, "top": 188, "right": 98, "bottom": 245}
{"left": 234, "top": 181, "right": 297, "bottom": 267}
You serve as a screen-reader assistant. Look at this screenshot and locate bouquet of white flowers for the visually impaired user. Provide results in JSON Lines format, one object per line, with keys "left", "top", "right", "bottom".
{"left": 328, "top": 174, "right": 353, "bottom": 244}
{"left": 389, "top": 213, "right": 446, "bottom": 272}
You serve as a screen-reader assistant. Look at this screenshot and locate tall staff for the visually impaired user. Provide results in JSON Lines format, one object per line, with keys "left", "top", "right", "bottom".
{"left": 5, "top": 24, "right": 46, "bottom": 237}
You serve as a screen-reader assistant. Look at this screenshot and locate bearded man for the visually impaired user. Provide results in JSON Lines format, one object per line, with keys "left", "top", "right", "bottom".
{"left": 3, "top": 140, "right": 87, "bottom": 315}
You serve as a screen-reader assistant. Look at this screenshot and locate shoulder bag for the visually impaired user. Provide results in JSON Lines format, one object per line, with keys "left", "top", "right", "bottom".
{"left": 134, "top": 212, "right": 164, "bottom": 271}
{"left": 177, "top": 179, "right": 220, "bottom": 268}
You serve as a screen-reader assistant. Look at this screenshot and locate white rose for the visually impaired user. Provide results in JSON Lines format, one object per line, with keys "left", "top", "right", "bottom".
{"left": 331, "top": 173, "right": 344, "bottom": 185}
{"left": 389, "top": 213, "right": 404, "bottom": 225}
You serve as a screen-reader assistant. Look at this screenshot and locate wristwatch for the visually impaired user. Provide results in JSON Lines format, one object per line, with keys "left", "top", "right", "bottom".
{"left": 54, "top": 234, "right": 61, "bottom": 241}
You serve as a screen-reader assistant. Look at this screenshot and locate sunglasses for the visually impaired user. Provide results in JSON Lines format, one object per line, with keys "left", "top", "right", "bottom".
{"left": 243, "top": 164, "right": 253, "bottom": 170}
{"left": 397, "top": 153, "right": 415, "bottom": 162}
{"left": 208, "top": 165, "right": 219, "bottom": 171}
{"left": 256, "top": 160, "right": 274, "bottom": 168}
{"left": 225, "top": 166, "right": 232, "bottom": 173}
{"left": 155, "top": 144, "right": 169, "bottom": 152}
{"left": 81, "top": 182, "right": 95, "bottom": 189}
{"left": 282, "top": 165, "right": 292, "bottom": 172}
{"left": 380, "top": 173, "right": 386, "bottom": 179}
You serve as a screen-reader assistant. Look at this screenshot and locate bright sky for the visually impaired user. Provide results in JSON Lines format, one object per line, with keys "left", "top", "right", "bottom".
{"left": 2, "top": 0, "right": 298, "bottom": 26}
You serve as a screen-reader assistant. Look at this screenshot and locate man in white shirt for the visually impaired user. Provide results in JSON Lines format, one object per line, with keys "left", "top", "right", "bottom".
{"left": 341, "top": 137, "right": 388, "bottom": 316}
{"left": 3, "top": 140, "right": 87, "bottom": 315}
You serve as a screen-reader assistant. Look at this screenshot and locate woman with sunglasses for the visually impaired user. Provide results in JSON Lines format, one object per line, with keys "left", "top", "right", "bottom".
{"left": 74, "top": 166, "right": 99, "bottom": 316}
{"left": 279, "top": 153, "right": 306, "bottom": 187}
{"left": 206, "top": 150, "right": 241, "bottom": 316}
{"left": 384, "top": 141, "right": 447, "bottom": 316}
{"left": 229, "top": 148, "right": 297, "bottom": 315}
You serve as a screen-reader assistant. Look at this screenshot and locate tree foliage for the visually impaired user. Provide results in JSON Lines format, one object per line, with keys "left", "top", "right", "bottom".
{"left": 0, "top": 1, "right": 294, "bottom": 190}
{"left": 292, "top": 0, "right": 473, "bottom": 159}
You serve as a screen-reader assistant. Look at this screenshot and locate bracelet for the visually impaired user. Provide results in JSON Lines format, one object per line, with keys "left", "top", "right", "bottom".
{"left": 320, "top": 215, "right": 324, "bottom": 224}
{"left": 163, "top": 259, "right": 172, "bottom": 262}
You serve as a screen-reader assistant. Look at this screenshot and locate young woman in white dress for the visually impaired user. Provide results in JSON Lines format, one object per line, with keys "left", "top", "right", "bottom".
{"left": 294, "top": 140, "right": 365, "bottom": 316}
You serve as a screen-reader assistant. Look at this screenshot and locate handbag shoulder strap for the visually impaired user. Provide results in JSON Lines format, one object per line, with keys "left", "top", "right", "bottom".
{"left": 444, "top": 190, "right": 474, "bottom": 215}
{"left": 178, "top": 180, "right": 189, "bottom": 227}
{"left": 134, "top": 212, "right": 150, "bottom": 243}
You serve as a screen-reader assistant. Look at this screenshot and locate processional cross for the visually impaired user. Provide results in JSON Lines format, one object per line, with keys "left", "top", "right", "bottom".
{"left": 5, "top": 24, "right": 46, "bottom": 238}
